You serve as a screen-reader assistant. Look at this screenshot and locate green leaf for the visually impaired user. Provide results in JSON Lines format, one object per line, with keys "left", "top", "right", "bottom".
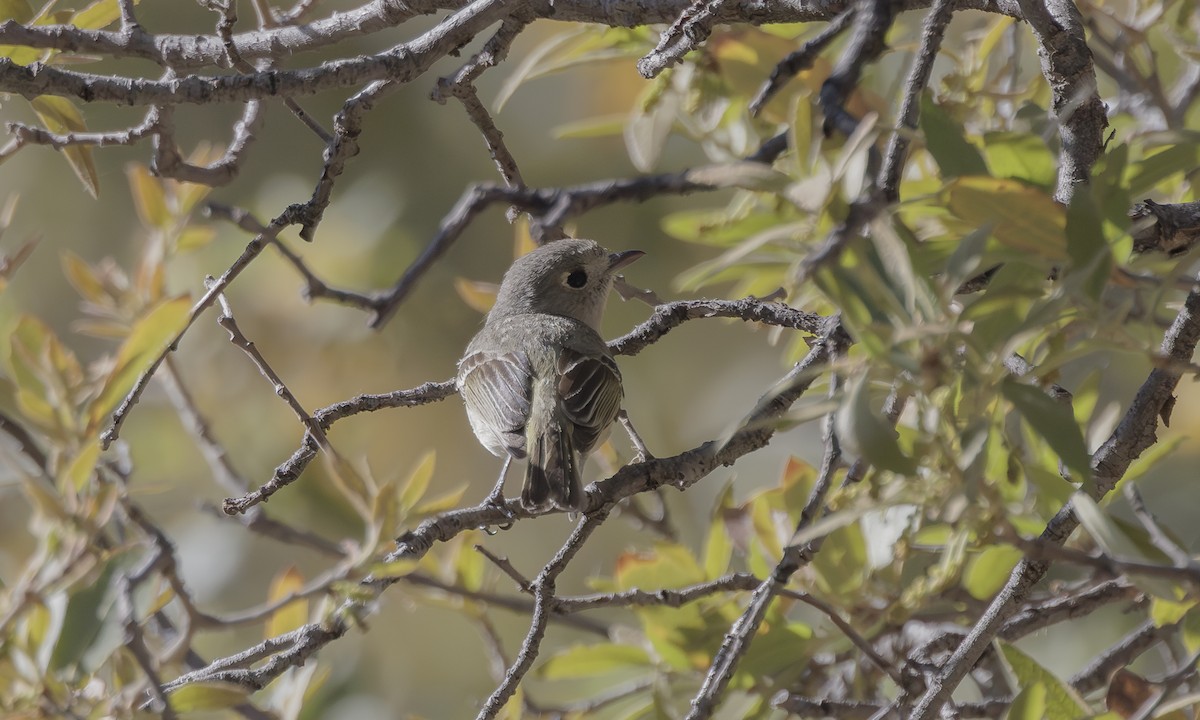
{"left": 88, "top": 295, "right": 191, "bottom": 430}
{"left": 540, "top": 643, "right": 652, "bottom": 679}
{"left": 836, "top": 373, "right": 915, "bottom": 475}
{"left": 998, "top": 642, "right": 1089, "bottom": 720}
{"left": 167, "top": 682, "right": 251, "bottom": 713}
{"left": 1006, "top": 682, "right": 1048, "bottom": 720}
{"left": 982, "top": 132, "right": 1057, "bottom": 188}
{"left": 919, "top": 93, "right": 989, "bottom": 178}
{"left": 30, "top": 96, "right": 99, "bottom": 198}
{"left": 50, "top": 559, "right": 116, "bottom": 670}
{"left": 942, "top": 225, "right": 993, "bottom": 292}
{"left": 811, "top": 521, "right": 868, "bottom": 595}
{"left": 944, "top": 177, "right": 1067, "bottom": 260}
{"left": 962, "top": 544, "right": 1021, "bottom": 600}
{"left": 1001, "top": 379, "right": 1090, "bottom": 483}
{"left": 1065, "top": 186, "right": 1112, "bottom": 301}
{"left": 1127, "top": 141, "right": 1200, "bottom": 197}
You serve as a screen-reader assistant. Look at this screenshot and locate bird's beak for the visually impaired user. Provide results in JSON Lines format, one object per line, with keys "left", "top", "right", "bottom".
{"left": 607, "top": 249, "right": 645, "bottom": 272}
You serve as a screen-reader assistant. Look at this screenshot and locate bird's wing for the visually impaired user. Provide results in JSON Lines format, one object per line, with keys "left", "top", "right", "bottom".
{"left": 458, "top": 351, "right": 533, "bottom": 457}
{"left": 556, "top": 350, "right": 623, "bottom": 454}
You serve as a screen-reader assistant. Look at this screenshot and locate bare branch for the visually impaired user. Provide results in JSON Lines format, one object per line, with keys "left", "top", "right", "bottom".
{"left": 749, "top": 8, "right": 855, "bottom": 116}
{"left": 637, "top": 0, "right": 729, "bottom": 79}
{"left": 0, "top": 0, "right": 520, "bottom": 106}
{"left": 476, "top": 508, "right": 613, "bottom": 719}
{"left": 1070, "top": 620, "right": 1176, "bottom": 695}
{"left": 878, "top": 0, "right": 956, "bottom": 200}
{"left": 1012, "top": 0, "right": 1107, "bottom": 203}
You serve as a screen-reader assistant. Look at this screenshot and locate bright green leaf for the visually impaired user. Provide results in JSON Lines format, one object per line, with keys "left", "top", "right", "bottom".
{"left": 962, "top": 545, "right": 1021, "bottom": 600}
{"left": 982, "top": 132, "right": 1056, "bottom": 188}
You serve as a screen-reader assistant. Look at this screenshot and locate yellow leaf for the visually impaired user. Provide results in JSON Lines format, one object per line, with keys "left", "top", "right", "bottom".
{"left": 265, "top": 566, "right": 308, "bottom": 640}
{"left": 146, "top": 585, "right": 175, "bottom": 616}
{"left": 0, "top": 0, "right": 33, "bottom": 22}
{"left": 63, "top": 438, "right": 100, "bottom": 491}
{"left": 21, "top": 474, "right": 70, "bottom": 521}
{"left": 413, "top": 483, "right": 468, "bottom": 515}
{"left": 176, "top": 225, "right": 216, "bottom": 252}
{"left": 87, "top": 295, "right": 191, "bottom": 430}
{"left": 398, "top": 450, "right": 435, "bottom": 514}
{"left": 944, "top": 177, "right": 1066, "bottom": 260}
{"left": 61, "top": 251, "right": 109, "bottom": 305}
{"left": 126, "top": 163, "right": 170, "bottom": 229}
{"left": 322, "top": 450, "right": 373, "bottom": 520}
{"left": 0, "top": 0, "right": 39, "bottom": 64}
{"left": 367, "top": 558, "right": 419, "bottom": 580}
{"left": 167, "top": 682, "right": 250, "bottom": 713}
{"left": 513, "top": 216, "right": 537, "bottom": 258}
{"left": 29, "top": 96, "right": 99, "bottom": 198}
{"left": 454, "top": 278, "right": 497, "bottom": 314}
{"left": 70, "top": 0, "right": 142, "bottom": 30}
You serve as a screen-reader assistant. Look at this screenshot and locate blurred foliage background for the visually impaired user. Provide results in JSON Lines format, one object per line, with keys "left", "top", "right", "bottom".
{"left": 2, "top": 0, "right": 1200, "bottom": 718}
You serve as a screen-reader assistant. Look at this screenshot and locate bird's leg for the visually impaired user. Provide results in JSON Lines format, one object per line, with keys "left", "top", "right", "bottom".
{"left": 618, "top": 409, "right": 654, "bottom": 463}
{"left": 483, "top": 455, "right": 516, "bottom": 520}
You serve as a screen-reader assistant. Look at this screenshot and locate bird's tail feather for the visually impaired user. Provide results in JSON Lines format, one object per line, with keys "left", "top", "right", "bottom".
{"left": 523, "top": 422, "right": 581, "bottom": 511}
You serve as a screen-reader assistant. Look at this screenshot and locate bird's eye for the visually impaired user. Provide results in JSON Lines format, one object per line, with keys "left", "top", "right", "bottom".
{"left": 566, "top": 269, "right": 588, "bottom": 288}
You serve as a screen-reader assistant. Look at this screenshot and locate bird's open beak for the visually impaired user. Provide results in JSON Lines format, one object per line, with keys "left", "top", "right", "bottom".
{"left": 607, "top": 249, "right": 645, "bottom": 272}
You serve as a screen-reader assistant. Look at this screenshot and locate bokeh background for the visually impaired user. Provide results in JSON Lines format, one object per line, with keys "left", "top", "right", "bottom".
{"left": 2, "top": 1, "right": 1199, "bottom": 717}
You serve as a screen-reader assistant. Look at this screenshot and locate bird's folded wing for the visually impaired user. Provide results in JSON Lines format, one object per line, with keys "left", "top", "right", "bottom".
{"left": 557, "top": 351, "right": 623, "bottom": 454}
{"left": 458, "top": 351, "right": 533, "bottom": 455}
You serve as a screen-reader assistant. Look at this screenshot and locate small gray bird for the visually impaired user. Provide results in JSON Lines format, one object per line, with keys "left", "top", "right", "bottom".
{"left": 457, "top": 238, "right": 644, "bottom": 511}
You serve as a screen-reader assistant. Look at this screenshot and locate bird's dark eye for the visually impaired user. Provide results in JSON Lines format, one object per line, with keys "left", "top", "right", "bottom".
{"left": 566, "top": 269, "right": 588, "bottom": 288}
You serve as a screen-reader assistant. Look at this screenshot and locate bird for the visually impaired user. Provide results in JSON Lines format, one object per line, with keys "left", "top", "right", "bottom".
{"left": 457, "top": 238, "right": 644, "bottom": 512}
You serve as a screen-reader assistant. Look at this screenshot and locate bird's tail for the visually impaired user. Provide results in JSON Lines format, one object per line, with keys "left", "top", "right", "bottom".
{"left": 523, "top": 419, "right": 581, "bottom": 511}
